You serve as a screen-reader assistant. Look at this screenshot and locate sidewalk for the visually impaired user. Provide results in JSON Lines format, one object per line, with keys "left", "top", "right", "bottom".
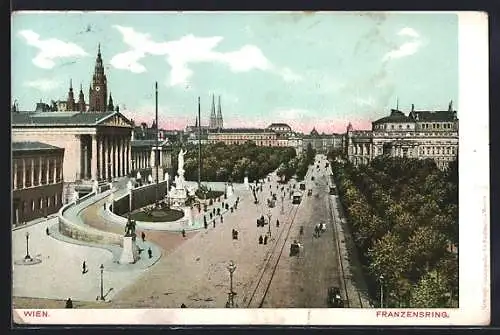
{"left": 12, "top": 217, "right": 160, "bottom": 302}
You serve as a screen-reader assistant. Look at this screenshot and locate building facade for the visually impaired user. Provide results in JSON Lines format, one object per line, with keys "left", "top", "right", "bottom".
{"left": 208, "top": 128, "right": 279, "bottom": 146}
{"left": 12, "top": 142, "right": 65, "bottom": 226}
{"left": 302, "top": 128, "right": 344, "bottom": 154}
{"left": 346, "top": 103, "right": 459, "bottom": 169}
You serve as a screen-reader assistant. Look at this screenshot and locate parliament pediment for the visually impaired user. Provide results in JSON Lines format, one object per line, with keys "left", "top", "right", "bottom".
{"left": 99, "top": 113, "right": 132, "bottom": 128}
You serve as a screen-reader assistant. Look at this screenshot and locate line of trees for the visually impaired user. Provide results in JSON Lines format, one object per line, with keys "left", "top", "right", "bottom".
{"left": 331, "top": 156, "right": 458, "bottom": 308}
{"left": 178, "top": 142, "right": 297, "bottom": 183}
{"left": 276, "top": 143, "right": 316, "bottom": 182}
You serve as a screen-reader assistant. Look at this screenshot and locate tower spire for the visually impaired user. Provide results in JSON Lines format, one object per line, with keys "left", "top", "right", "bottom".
{"left": 209, "top": 94, "right": 217, "bottom": 129}
{"left": 216, "top": 95, "right": 223, "bottom": 129}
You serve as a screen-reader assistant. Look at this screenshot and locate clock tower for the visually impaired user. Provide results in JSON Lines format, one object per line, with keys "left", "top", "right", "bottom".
{"left": 88, "top": 44, "right": 108, "bottom": 112}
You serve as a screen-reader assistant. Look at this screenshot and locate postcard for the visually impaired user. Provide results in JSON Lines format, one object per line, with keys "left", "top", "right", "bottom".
{"left": 11, "top": 11, "right": 489, "bottom": 326}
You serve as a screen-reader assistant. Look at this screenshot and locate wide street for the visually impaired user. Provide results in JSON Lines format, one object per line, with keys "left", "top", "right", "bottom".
{"left": 13, "top": 155, "right": 369, "bottom": 308}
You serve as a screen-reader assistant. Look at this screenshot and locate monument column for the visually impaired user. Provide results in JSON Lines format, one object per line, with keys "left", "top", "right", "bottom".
{"left": 83, "top": 140, "right": 88, "bottom": 180}
{"left": 91, "top": 135, "right": 98, "bottom": 181}
{"left": 31, "top": 158, "right": 35, "bottom": 186}
{"left": 103, "top": 136, "right": 108, "bottom": 180}
{"left": 150, "top": 148, "right": 155, "bottom": 168}
{"left": 45, "top": 156, "right": 49, "bottom": 184}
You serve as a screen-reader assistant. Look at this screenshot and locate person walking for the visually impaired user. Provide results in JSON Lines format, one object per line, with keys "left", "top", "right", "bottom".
{"left": 181, "top": 229, "right": 186, "bottom": 238}
{"left": 65, "top": 298, "right": 73, "bottom": 308}
{"left": 141, "top": 232, "right": 146, "bottom": 242}
{"left": 148, "top": 247, "right": 153, "bottom": 259}
{"left": 263, "top": 235, "right": 268, "bottom": 245}
{"left": 45, "top": 227, "right": 50, "bottom": 236}
{"left": 82, "top": 261, "right": 87, "bottom": 274}
{"left": 276, "top": 219, "right": 280, "bottom": 228}
{"left": 221, "top": 215, "right": 224, "bottom": 224}
{"left": 259, "top": 235, "right": 263, "bottom": 244}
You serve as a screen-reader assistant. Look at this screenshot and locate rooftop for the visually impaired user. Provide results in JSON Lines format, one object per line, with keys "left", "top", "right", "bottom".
{"left": 11, "top": 111, "right": 127, "bottom": 127}
{"left": 210, "top": 128, "right": 275, "bottom": 134}
{"left": 12, "top": 141, "right": 63, "bottom": 152}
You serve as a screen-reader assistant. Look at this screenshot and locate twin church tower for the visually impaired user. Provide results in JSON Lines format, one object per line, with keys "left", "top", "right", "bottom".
{"left": 65, "top": 44, "right": 115, "bottom": 113}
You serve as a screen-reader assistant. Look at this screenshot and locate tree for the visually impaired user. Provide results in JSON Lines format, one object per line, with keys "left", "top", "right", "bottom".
{"left": 410, "top": 270, "right": 449, "bottom": 308}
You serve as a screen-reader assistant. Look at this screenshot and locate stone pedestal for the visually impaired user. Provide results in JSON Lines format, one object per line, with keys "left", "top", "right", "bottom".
{"left": 244, "top": 177, "right": 249, "bottom": 189}
{"left": 119, "top": 236, "right": 139, "bottom": 264}
{"left": 227, "top": 185, "right": 234, "bottom": 197}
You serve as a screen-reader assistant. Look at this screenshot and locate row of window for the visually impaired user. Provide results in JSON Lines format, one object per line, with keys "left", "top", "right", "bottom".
{"left": 419, "top": 123, "right": 455, "bottom": 130}
{"left": 18, "top": 194, "right": 62, "bottom": 213}
{"left": 13, "top": 158, "right": 63, "bottom": 189}
{"left": 210, "top": 135, "right": 276, "bottom": 140}
{"left": 420, "top": 146, "right": 457, "bottom": 156}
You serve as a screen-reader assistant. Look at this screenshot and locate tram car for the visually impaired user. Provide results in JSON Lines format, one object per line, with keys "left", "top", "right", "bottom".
{"left": 292, "top": 191, "right": 303, "bottom": 204}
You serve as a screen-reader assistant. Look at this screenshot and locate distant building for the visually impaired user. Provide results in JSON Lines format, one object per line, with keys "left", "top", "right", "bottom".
{"left": 346, "top": 102, "right": 459, "bottom": 169}
{"left": 12, "top": 141, "right": 65, "bottom": 226}
{"left": 302, "top": 127, "right": 343, "bottom": 154}
{"left": 208, "top": 128, "right": 278, "bottom": 146}
{"left": 267, "top": 123, "right": 292, "bottom": 135}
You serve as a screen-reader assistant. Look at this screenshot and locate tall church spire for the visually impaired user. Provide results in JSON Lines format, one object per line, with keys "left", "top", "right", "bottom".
{"left": 209, "top": 94, "right": 217, "bottom": 129}
{"left": 78, "top": 83, "right": 86, "bottom": 112}
{"left": 67, "top": 79, "right": 76, "bottom": 111}
{"left": 107, "top": 92, "right": 114, "bottom": 111}
{"left": 216, "top": 95, "right": 223, "bottom": 129}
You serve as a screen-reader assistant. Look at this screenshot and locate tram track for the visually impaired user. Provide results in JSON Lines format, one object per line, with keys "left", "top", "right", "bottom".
{"left": 242, "top": 202, "right": 301, "bottom": 308}
{"left": 327, "top": 176, "right": 364, "bottom": 308}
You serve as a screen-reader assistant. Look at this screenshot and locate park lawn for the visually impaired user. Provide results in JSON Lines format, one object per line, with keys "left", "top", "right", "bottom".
{"left": 129, "top": 209, "right": 184, "bottom": 222}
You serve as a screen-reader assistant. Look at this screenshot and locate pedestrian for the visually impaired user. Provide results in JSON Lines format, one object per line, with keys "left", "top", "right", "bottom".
{"left": 82, "top": 261, "right": 87, "bottom": 274}
{"left": 103, "top": 203, "right": 106, "bottom": 210}
{"left": 276, "top": 219, "right": 280, "bottom": 228}
{"left": 148, "top": 247, "right": 153, "bottom": 259}
{"left": 65, "top": 298, "right": 73, "bottom": 309}
{"left": 204, "top": 221, "right": 208, "bottom": 229}
{"left": 181, "top": 303, "right": 187, "bottom": 308}
{"left": 46, "top": 227, "right": 50, "bottom": 235}
{"left": 259, "top": 235, "right": 263, "bottom": 244}
{"left": 264, "top": 235, "right": 268, "bottom": 245}
{"left": 182, "top": 229, "right": 186, "bottom": 238}
{"left": 141, "top": 232, "right": 146, "bottom": 242}
{"left": 213, "top": 221, "right": 216, "bottom": 228}
{"left": 210, "top": 213, "right": 213, "bottom": 220}
{"left": 221, "top": 215, "right": 223, "bottom": 223}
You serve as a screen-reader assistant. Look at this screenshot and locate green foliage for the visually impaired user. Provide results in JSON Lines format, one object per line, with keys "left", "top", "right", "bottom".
{"left": 331, "top": 156, "right": 458, "bottom": 308}
{"left": 178, "top": 142, "right": 298, "bottom": 183}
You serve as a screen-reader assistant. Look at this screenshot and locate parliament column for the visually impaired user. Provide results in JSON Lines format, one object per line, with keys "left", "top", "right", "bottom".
{"left": 38, "top": 157, "right": 42, "bottom": 185}
{"left": 91, "top": 135, "right": 98, "bottom": 181}
{"left": 127, "top": 139, "right": 131, "bottom": 175}
{"left": 114, "top": 137, "right": 119, "bottom": 178}
{"left": 31, "top": 158, "right": 35, "bottom": 186}
{"left": 121, "top": 136, "right": 126, "bottom": 176}
{"left": 22, "top": 158, "right": 26, "bottom": 189}
{"left": 104, "top": 136, "right": 108, "bottom": 180}
{"left": 53, "top": 157, "right": 57, "bottom": 184}
{"left": 13, "top": 160, "right": 17, "bottom": 189}
{"left": 45, "top": 156, "right": 50, "bottom": 184}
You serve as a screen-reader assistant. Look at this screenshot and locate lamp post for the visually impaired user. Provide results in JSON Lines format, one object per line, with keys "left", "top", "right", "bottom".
{"left": 24, "top": 232, "right": 31, "bottom": 260}
{"left": 379, "top": 274, "right": 384, "bottom": 308}
{"left": 100, "top": 264, "right": 105, "bottom": 301}
{"left": 267, "top": 211, "right": 272, "bottom": 238}
{"left": 227, "top": 260, "right": 237, "bottom": 308}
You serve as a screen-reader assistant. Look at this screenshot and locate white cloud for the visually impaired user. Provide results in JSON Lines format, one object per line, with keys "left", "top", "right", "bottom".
{"left": 398, "top": 27, "right": 420, "bottom": 38}
{"left": 24, "top": 79, "right": 62, "bottom": 91}
{"left": 111, "top": 25, "right": 299, "bottom": 86}
{"left": 17, "top": 30, "right": 88, "bottom": 69}
{"left": 383, "top": 27, "right": 422, "bottom": 62}
{"left": 278, "top": 67, "right": 303, "bottom": 83}
{"left": 383, "top": 40, "right": 421, "bottom": 61}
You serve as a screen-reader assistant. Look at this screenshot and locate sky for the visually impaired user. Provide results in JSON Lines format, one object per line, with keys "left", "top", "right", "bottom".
{"left": 11, "top": 11, "right": 458, "bottom": 133}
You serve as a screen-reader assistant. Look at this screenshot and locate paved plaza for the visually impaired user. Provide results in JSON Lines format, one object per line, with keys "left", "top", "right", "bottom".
{"left": 12, "top": 217, "right": 160, "bottom": 302}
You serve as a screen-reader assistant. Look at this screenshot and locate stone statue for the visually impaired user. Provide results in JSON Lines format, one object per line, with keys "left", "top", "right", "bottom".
{"left": 178, "top": 148, "right": 187, "bottom": 173}
{"left": 125, "top": 215, "right": 136, "bottom": 237}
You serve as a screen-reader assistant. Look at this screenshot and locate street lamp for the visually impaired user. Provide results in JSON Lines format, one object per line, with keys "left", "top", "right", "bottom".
{"left": 100, "top": 264, "right": 105, "bottom": 301}
{"left": 227, "top": 260, "right": 237, "bottom": 308}
{"left": 24, "top": 232, "right": 31, "bottom": 260}
{"left": 267, "top": 211, "right": 272, "bottom": 238}
{"left": 379, "top": 275, "right": 384, "bottom": 308}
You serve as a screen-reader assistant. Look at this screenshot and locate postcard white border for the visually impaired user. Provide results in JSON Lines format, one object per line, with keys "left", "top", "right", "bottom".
{"left": 12, "top": 11, "right": 490, "bottom": 326}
